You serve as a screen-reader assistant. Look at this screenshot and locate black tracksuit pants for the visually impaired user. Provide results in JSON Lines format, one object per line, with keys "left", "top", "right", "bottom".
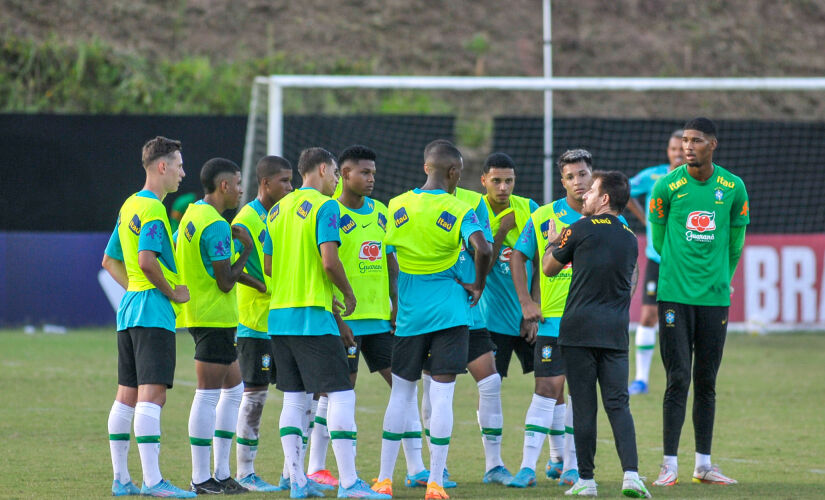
{"left": 562, "top": 345, "right": 638, "bottom": 480}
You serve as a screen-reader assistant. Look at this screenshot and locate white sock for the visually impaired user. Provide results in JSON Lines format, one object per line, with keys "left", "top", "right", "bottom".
{"left": 477, "top": 374, "right": 505, "bottom": 472}
{"left": 521, "top": 393, "right": 555, "bottom": 471}
{"left": 308, "top": 395, "right": 330, "bottom": 474}
{"left": 624, "top": 470, "right": 640, "bottom": 481}
{"left": 300, "top": 393, "right": 314, "bottom": 470}
{"left": 328, "top": 390, "right": 358, "bottom": 489}
{"left": 401, "top": 384, "right": 426, "bottom": 476}
{"left": 634, "top": 325, "right": 657, "bottom": 383}
{"left": 189, "top": 388, "right": 220, "bottom": 484}
{"left": 236, "top": 390, "right": 267, "bottom": 478}
{"left": 562, "top": 396, "right": 578, "bottom": 473}
{"left": 108, "top": 401, "right": 134, "bottom": 483}
{"left": 213, "top": 383, "right": 243, "bottom": 481}
{"left": 695, "top": 453, "right": 711, "bottom": 471}
{"left": 421, "top": 374, "right": 433, "bottom": 455}
{"left": 663, "top": 455, "right": 678, "bottom": 472}
{"left": 379, "top": 374, "right": 417, "bottom": 481}
{"left": 134, "top": 402, "right": 163, "bottom": 488}
{"left": 549, "top": 402, "right": 566, "bottom": 463}
{"left": 427, "top": 380, "right": 455, "bottom": 486}
{"left": 280, "top": 392, "right": 308, "bottom": 487}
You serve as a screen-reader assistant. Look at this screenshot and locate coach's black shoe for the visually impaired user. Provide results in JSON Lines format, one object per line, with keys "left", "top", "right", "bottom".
{"left": 191, "top": 477, "right": 224, "bottom": 494}
{"left": 217, "top": 476, "right": 249, "bottom": 494}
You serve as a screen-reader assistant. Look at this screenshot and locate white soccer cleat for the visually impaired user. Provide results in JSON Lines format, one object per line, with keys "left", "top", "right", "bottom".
{"left": 565, "top": 478, "right": 598, "bottom": 496}
{"left": 621, "top": 477, "right": 651, "bottom": 498}
{"left": 692, "top": 465, "right": 737, "bottom": 485}
{"left": 652, "top": 464, "right": 678, "bottom": 486}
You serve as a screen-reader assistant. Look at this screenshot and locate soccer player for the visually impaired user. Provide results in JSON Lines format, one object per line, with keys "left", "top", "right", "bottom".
{"left": 542, "top": 171, "right": 650, "bottom": 498}
{"left": 650, "top": 117, "right": 749, "bottom": 487}
{"left": 264, "top": 147, "right": 388, "bottom": 499}
{"left": 508, "top": 149, "right": 602, "bottom": 488}
{"left": 231, "top": 155, "right": 294, "bottom": 491}
{"left": 175, "top": 158, "right": 253, "bottom": 495}
{"left": 373, "top": 141, "right": 492, "bottom": 500}
{"left": 308, "top": 145, "right": 429, "bottom": 488}
{"left": 626, "top": 129, "right": 684, "bottom": 395}
{"left": 101, "top": 136, "right": 195, "bottom": 498}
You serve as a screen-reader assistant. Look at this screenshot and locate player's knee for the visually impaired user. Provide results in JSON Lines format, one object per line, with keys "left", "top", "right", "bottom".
{"left": 476, "top": 373, "right": 501, "bottom": 397}
{"left": 667, "top": 369, "right": 691, "bottom": 392}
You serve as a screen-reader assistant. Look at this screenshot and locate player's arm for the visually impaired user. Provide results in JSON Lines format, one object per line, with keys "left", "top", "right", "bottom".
{"left": 464, "top": 230, "right": 493, "bottom": 305}
{"left": 626, "top": 198, "right": 647, "bottom": 226}
{"left": 728, "top": 183, "right": 750, "bottom": 284}
{"left": 320, "top": 241, "right": 356, "bottom": 316}
{"left": 511, "top": 219, "right": 543, "bottom": 324}
{"left": 138, "top": 250, "right": 189, "bottom": 303}
{"left": 387, "top": 250, "right": 399, "bottom": 333}
{"left": 630, "top": 262, "right": 639, "bottom": 297}
{"left": 230, "top": 223, "right": 266, "bottom": 292}
{"left": 648, "top": 178, "right": 669, "bottom": 255}
{"left": 102, "top": 225, "right": 128, "bottom": 288}
{"left": 212, "top": 223, "right": 254, "bottom": 293}
{"left": 489, "top": 209, "right": 514, "bottom": 274}
{"left": 546, "top": 225, "right": 575, "bottom": 277}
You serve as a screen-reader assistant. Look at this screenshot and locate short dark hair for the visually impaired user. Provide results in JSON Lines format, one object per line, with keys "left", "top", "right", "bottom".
{"left": 201, "top": 157, "right": 240, "bottom": 193}
{"left": 338, "top": 145, "right": 377, "bottom": 166}
{"left": 683, "top": 117, "right": 717, "bottom": 137}
{"left": 142, "top": 136, "right": 181, "bottom": 168}
{"left": 591, "top": 170, "right": 630, "bottom": 213}
{"left": 483, "top": 152, "right": 516, "bottom": 173}
{"left": 256, "top": 155, "right": 292, "bottom": 182}
{"left": 424, "top": 141, "right": 462, "bottom": 172}
{"left": 557, "top": 148, "right": 593, "bottom": 173}
{"left": 297, "top": 147, "right": 336, "bottom": 176}
{"left": 423, "top": 139, "right": 455, "bottom": 160}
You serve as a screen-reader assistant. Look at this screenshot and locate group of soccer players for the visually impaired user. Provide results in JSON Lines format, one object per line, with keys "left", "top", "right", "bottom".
{"left": 104, "top": 116, "right": 748, "bottom": 498}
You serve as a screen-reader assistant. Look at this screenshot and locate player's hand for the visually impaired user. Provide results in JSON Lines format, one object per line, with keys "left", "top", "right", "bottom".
{"left": 231, "top": 224, "right": 253, "bottom": 248}
{"left": 520, "top": 318, "right": 538, "bottom": 344}
{"left": 543, "top": 219, "right": 560, "bottom": 249}
{"left": 171, "top": 285, "right": 190, "bottom": 303}
{"left": 332, "top": 295, "right": 345, "bottom": 315}
{"left": 389, "top": 307, "right": 397, "bottom": 335}
{"left": 520, "top": 299, "right": 543, "bottom": 324}
{"left": 341, "top": 292, "right": 357, "bottom": 317}
{"left": 457, "top": 279, "right": 484, "bottom": 307}
{"left": 339, "top": 321, "right": 356, "bottom": 348}
{"left": 730, "top": 285, "right": 735, "bottom": 298}
{"left": 497, "top": 211, "right": 516, "bottom": 238}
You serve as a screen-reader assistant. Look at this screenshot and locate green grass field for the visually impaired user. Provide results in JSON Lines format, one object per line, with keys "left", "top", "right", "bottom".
{"left": 2, "top": 328, "right": 824, "bottom": 499}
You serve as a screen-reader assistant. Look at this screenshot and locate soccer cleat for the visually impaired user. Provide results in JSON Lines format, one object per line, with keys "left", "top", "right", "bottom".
{"left": 559, "top": 469, "right": 580, "bottom": 486}
{"left": 546, "top": 459, "right": 563, "bottom": 479}
{"left": 291, "top": 479, "right": 328, "bottom": 498}
{"left": 628, "top": 380, "right": 649, "bottom": 395}
{"left": 280, "top": 475, "right": 292, "bottom": 490}
{"left": 338, "top": 478, "right": 392, "bottom": 498}
{"left": 112, "top": 479, "right": 141, "bottom": 496}
{"left": 564, "top": 478, "right": 598, "bottom": 496}
{"left": 507, "top": 467, "right": 536, "bottom": 488}
{"left": 190, "top": 477, "right": 224, "bottom": 494}
{"left": 482, "top": 465, "right": 514, "bottom": 485}
{"left": 405, "top": 470, "right": 428, "bottom": 488}
{"left": 442, "top": 468, "right": 457, "bottom": 489}
{"left": 311, "top": 478, "right": 336, "bottom": 491}
{"left": 217, "top": 476, "right": 249, "bottom": 494}
{"left": 310, "top": 469, "right": 340, "bottom": 487}
{"left": 692, "top": 465, "right": 737, "bottom": 485}
{"left": 371, "top": 478, "right": 393, "bottom": 496}
{"left": 622, "top": 477, "right": 651, "bottom": 498}
{"left": 140, "top": 479, "right": 197, "bottom": 498}
{"left": 238, "top": 473, "right": 284, "bottom": 492}
{"left": 424, "top": 482, "right": 449, "bottom": 499}
{"left": 652, "top": 464, "right": 678, "bottom": 486}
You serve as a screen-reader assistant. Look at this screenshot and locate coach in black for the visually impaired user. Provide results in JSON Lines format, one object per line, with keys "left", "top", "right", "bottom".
{"left": 541, "top": 171, "right": 650, "bottom": 498}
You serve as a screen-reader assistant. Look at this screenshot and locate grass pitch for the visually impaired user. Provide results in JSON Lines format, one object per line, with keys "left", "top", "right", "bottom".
{"left": 1, "top": 328, "right": 824, "bottom": 499}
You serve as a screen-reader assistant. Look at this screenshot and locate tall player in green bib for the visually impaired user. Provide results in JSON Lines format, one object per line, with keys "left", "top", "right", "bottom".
{"left": 264, "top": 147, "right": 389, "bottom": 500}
{"left": 373, "top": 142, "right": 492, "bottom": 500}
{"left": 175, "top": 158, "right": 256, "bottom": 495}
{"left": 101, "top": 136, "right": 194, "bottom": 498}
{"left": 649, "top": 118, "right": 749, "bottom": 488}
{"left": 231, "top": 155, "right": 294, "bottom": 492}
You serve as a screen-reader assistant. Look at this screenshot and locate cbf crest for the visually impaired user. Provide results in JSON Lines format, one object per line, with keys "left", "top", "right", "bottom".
{"left": 665, "top": 309, "right": 676, "bottom": 327}
{"left": 714, "top": 188, "right": 724, "bottom": 201}
{"left": 347, "top": 345, "right": 358, "bottom": 358}
{"left": 261, "top": 354, "right": 271, "bottom": 371}
{"left": 541, "top": 345, "right": 552, "bottom": 362}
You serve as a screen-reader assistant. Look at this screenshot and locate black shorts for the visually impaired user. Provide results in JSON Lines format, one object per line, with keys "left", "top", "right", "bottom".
{"left": 117, "top": 327, "right": 176, "bottom": 388}
{"left": 189, "top": 327, "right": 238, "bottom": 365}
{"left": 642, "top": 260, "right": 660, "bottom": 306}
{"left": 271, "top": 334, "right": 353, "bottom": 393}
{"left": 347, "top": 332, "right": 394, "bottom": 374}
{"left": 490, "top": 331, "right": 535, "bottom": 377}
{"left": 534, "top": 336, "right": 565, "bottom": 378}
{"left": 467, "top": 328, "right": 497, "bottom": 364}
{"left": 237, "top": 337, "right": 276, "bottom": 386}
{"left": 392, "top": 325, "right": 469, "bottom": 382}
